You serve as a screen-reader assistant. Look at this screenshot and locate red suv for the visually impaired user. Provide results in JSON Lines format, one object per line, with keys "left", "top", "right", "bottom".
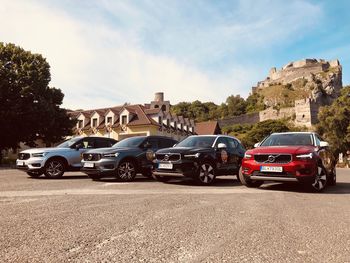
{"left": 239, "top": 132, "right": 336, "bottom": 192}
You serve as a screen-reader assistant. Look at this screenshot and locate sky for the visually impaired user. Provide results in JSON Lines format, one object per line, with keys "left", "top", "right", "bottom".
{"left": 1, "top": 0, "right": 349, "bottom": 110}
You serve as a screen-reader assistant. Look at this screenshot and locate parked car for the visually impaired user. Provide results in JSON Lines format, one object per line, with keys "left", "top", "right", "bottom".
{"left": 153, "top": 135, "right": 245, "bottom": 185}
{"left": 239, "top": 132, "right": 336, "bottom": 192}
{"left": 16, "top": 136, "right": 117, "bottom": 178}
{"left": 81, "top": 136, "right": 178, "bottom": 181}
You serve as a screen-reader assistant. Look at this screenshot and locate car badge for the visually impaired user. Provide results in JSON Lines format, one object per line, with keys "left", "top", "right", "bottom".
{"left": 88, "top": 154, "right": 93, "bottom": 161}
{"left": 163, "top": 154, "right": 169, "bottom": 161}
{"left": 268, "top": 155, "right": 276, "bottom": 163}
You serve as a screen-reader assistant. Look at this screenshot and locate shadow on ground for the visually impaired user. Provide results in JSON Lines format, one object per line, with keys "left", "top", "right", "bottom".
{"left": 260, "top": 182, "right": 350, "bottom": 194}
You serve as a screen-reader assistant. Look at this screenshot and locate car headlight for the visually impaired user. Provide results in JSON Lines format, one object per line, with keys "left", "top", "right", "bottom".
{"left": 184, "top": 153, "right": 200, "bottom": 158}
{"left": 296, "top": 153, "right": 313, "bottom": 159}
{"left": 31, "top": 152, "right": 47, "bottom": 157}
{"left": 244, "top": 153, "right": 252, "bottom": 159}
{"left": 103, "top": 152, "right": 119, "bottom": 158}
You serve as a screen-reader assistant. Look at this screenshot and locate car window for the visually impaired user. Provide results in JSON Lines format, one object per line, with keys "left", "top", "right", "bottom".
{"left": 144, "top": 138, "right": 159, "bottom": 149}
{"left": 95, "top": 138, "right": 114, "bottom": 148}
{"left": 314, "top": 135, "right": 321, "bottom": 146}
{"left": 159, "top": 138, "right": 174, "bottom": 148}
{"left": 226, "top": 138, "right": 238, "bottom": 149}
{"left": 215, "top": 137, "right": 228, "bottom": 148}
{"left": 79, "top": 138, "right": 95, "bottom": 148}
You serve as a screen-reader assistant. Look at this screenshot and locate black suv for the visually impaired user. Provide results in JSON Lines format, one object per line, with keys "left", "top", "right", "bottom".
{"left": 81, "top": 136, "right": 178, "bottom": 181}
{"left": 153, "top": 135, "right": 245, "bottom": 185}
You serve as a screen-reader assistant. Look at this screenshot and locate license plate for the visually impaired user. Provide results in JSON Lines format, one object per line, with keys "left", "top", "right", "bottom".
{"left": 159, "top": 163, "right": 173, "bottom": 169}
{"left": 260, "top": 166, "right": 283, "bottom": 173}
{"left": 17, "top": 160, "right": 25, "bottom": 166}
{"left": 84, "top": 162, "right": 94, "bottom": 168}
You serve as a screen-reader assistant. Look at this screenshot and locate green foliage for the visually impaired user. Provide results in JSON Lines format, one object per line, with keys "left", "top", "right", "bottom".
{"left": 316, "top": 85, "right": 350, "bottom": 159}
{"left": 0, "top": 42, "right": 75, "bottom": 158}
{"left": 245, "top": 92, "right": 266, "bottom": 113}
{"left": 226, "top": 95, "right": 247, "bottom": 116}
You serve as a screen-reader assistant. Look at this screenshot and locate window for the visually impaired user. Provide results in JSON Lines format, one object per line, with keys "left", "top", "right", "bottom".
{"left": 160, "top": 138, "right": 177, "bottom": 148}
{"left": 106, "top": 117, "right": 113, "bottom": 124}
{"left": 92, "top": 118, "right": 97, "bottom": 127}
{"left": 121, "top": 115, "right": 127, "bottom": 125}
{"left": 215, "top": 137, "right": 228, "bottom": 148}
{"left": 226, "top": 138, "right": 238, "bottom": 149}
{"left": 78, "top": 120, "right": 83, "bottom": 128}
{"left": 79, "top": 138, "right": 95, "bottom": 149}
{"left": 161, "top": 105, "right": 166, "bottom": 111}
{"left": 144, "top": 138, "right": 159, "bottom": 149}
{"left": 95, "top": 138, "right": 114, "bottom": 148}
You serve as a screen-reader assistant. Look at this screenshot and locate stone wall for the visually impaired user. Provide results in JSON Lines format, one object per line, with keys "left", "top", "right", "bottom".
{"left": 259, "top": 107, "right": 295, "bottom": 122}
{"left": 218, "top": 112, "right": 260, "bottom": 127}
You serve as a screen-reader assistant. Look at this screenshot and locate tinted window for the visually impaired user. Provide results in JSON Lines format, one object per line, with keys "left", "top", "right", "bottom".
{"left": 215, "top": 137, "right": 229, "bottom": 148}
{"left": 113, "top": 137, "right": 145, "bottom": 148}
{"left": 57, "top": 137, "right": 82, "bottom": 148}
{"left": 176, "top": 136, "right": 215, "bottom": 148}
{"left": 159, "top": 138, "right": 177, "bottom": 148}
{"left": 226, "top": 138, "right": 238, "bottom": 149}
{"left": 95, "top": 138, "right": 114, "bottom": 148}
{"left": 79, "top": 138, "right": 95, "bottom": 148}
{"left": 144, "top": 138, "right": 159, "bottom": 149}
{"left": 261, "top": 134, "right": 314, "bottom": 146}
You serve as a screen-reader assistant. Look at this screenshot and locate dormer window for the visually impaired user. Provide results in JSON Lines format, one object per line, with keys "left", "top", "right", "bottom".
{"left": 106, "top": 116, "right": 113, "bottom": 124}
{"left": 78, "top": 120, "right": 83, "bottom": 128}
{"left": 121, "top": 115, "right": 127, "bottom": 125}
{"left": 92, "top": 118, "right": 98, "bottom": 127}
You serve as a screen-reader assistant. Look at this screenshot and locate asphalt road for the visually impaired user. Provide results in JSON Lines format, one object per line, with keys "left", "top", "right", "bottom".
{"left": 0, "top": 169, "right": 349, "bottom": 263}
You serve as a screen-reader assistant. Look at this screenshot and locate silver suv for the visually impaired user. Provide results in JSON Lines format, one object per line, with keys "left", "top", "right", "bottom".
{"left": 16, "top": 136, "right": 117, "bottom": 178}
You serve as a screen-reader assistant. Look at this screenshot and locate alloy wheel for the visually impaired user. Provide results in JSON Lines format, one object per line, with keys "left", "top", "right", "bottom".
{"left": 117, "top": 161, "right": 136, "bottom": 181}
{"left": 45, "top": 160, "right": 64, "bottom": 178}
{"left": 312, "top": 165, "right": 327, "bottom": 191}
{"left": 198, "top": 163, "right": 215, "bottom": 184}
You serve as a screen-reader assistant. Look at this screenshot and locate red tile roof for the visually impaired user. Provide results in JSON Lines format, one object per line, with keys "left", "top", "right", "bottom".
{"left": 195, "top": 121, "right": 221, "bottom": 135}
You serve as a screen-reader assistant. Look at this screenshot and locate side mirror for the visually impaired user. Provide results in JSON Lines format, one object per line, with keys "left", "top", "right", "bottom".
{"left": 75, "top": 144, "right": 81, "bottom": 151}
{"left": 173, "top": 144, "right": 177, "bottom": 147}
{"left": 320, "top": 141, "right": 329, "bottom": 148}
{"left": 217, "top": 143, "right": 227, "bottom": 149}
{"left": 254, "top": 143, "right": 260, "bottom": 148}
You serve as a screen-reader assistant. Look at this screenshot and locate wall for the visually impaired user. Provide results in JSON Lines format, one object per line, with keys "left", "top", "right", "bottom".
{"left": 218, "top": 112, "right": 260, "bottom": 127}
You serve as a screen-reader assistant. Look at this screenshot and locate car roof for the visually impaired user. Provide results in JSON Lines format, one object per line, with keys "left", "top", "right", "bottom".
{"left": 271, "top": 132, "right": 315, "bottom": 135}
{"left": 187, "top": 134, "right": 241, "bottom": 142}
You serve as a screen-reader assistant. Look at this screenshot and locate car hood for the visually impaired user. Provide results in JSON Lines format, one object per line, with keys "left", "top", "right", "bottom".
{"left": 247, "top": 145, "right": 316, "bottom": 155}
{"left": 20, "top": 147, "right": 69, "bottom": 154}
{"left": 156, "top": 147, "right": 212, "bottom": 154}
{"left": 85, "top": 147, "right": 140, "bottom": 154}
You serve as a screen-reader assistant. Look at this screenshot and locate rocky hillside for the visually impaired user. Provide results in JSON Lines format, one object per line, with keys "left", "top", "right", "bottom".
{"left": 252, "top": 59, "right": 342, "bottom": 108}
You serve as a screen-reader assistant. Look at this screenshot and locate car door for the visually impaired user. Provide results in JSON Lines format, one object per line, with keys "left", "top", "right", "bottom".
{"left": 314, "top": 134, "right": 333, "bottom": 173}
{"left": 214, "top": 137, "right": 231, "bottom": 174}
{"left": 226, "top": 137, "right": 244, "bottom": 174}
{"left": 138, "top": 137, "right": 159, "bottom": 167}
{"left": 70, "top": 137, "right": 96, "bottom": 167}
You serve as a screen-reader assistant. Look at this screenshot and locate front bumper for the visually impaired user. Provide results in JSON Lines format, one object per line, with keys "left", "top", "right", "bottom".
{"left": 154, "top": 159, "right": 198, "bottom": 178}
{"left": 242, "top": 158, "right": 317, "bottom": 184}
{"left": 16, "top": 158, "right": 46, "bottom": 172}
{"left": 81, "top": 159, "right": 118, "bottom": 177}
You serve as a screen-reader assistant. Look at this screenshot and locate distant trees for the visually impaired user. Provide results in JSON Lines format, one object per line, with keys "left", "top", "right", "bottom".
{"left": 0, "top": 43, "right": 75, "bottom": 161}
{"left": 171, "top": 93, "right": 266, "bottom": 122}
{"left": 317, "top": 86, "right": 350, "bottom": 159}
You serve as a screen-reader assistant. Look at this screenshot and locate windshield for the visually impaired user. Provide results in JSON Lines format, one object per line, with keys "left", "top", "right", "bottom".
{"left": 260, "top": 134, "right": 314, "bottom": 147}
{"left": 112, "top": 137, "right": 145, "bottom": 148}
{"left": 56, "top": 137, "right": 82, "bottom": 148}
{"left": 176, "top": 136, "right": 215, "bottom": 148}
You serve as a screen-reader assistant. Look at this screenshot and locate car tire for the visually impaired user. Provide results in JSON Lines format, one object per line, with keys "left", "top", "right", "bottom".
{"left": 309, "top": 164, "right": 327, "bottom": 192}
{"left": 89, "top": 174, "right": 101, "bottom": 181}
{"left": 196, "top": 161, "right": 216, "bottom": 185}
{"left": 236, "top": 167, "right": 242, "bottom": 184}
{"left": 44, "top": 159, "right": 65, "bottom": 178}
{"left": 239, "top": 167, "right": 263, "bottom": 188}
{"left": 328, "top": 167, "right": 336, "bottom": 186}
{"left": 116, "top": 160, "right": 136, "bottom": 182}
{"left": 26, "top": 171, "right": 43, "bottom": 178}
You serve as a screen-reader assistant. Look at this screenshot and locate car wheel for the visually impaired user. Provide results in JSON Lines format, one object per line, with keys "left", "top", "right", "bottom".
{"left": 239, "top": 167, "right": 263, "bottom": 188}
{"left": 116, "top": 160, "right": 136, "bottom": 182}
{"left": 236, "top": 167, "right": 242, "bottom": 183}
{"left": 26, "top": 171, "right": 43, "bottom": 178}
{"left": 89, "top": 174, "right": 101, "bottom": 181}
{"left": 310, "top": 164, "right": 327, "bottom": 192}
{"left": 44, "top": 159, "right": 65, "bottom": 178}
{"left": 328, "top": 167, "right": 336, "bottom": 186}
{"left": 197, "top": 162, "right": 216, "bottom": 185}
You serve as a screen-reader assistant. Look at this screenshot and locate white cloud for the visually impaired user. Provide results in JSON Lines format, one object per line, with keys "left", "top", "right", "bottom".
{"left": 0, "top": 0, "right": 323, "bottom": 110}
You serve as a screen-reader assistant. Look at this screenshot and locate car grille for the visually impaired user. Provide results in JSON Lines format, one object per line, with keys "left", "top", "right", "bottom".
{"left": 83, "top": 153, "right": 101, "bottom": 161}
{"left": 254, "top": 154, "right": 292, "bottom": 164}
{"left": 18, "top": 153, "right": 30, "bottom": 160}
{"left": 156, "top": 153, "right": 181, "bottom": 162}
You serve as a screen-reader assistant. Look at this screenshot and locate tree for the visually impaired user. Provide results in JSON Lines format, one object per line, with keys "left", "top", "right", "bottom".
{"left": 226, "top": 95, "right": 247, "bottom": 116}
{"left": 0, "top": 42, "right": 75, "bottom": 161}
{"left": 316, "top": 85, "right": 350, "bottom": 160}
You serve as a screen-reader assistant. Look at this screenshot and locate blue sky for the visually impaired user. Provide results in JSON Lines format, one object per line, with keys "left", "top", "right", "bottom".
{"left": 1, "top": 0, "right": 349, "bottom": 109}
